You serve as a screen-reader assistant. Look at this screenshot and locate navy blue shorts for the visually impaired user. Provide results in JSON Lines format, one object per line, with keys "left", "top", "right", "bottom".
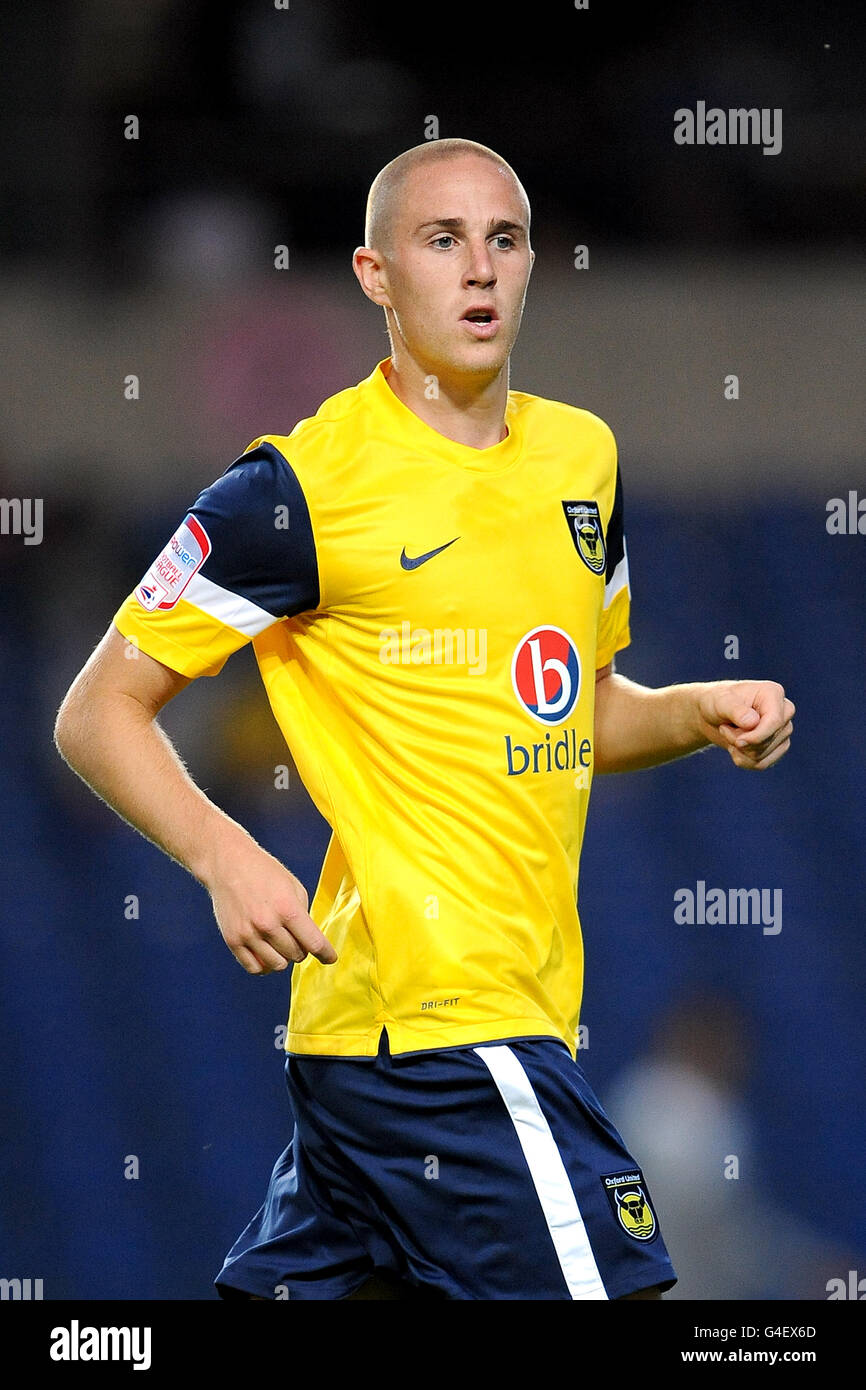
{"left": 214, "top": 1029, "right": 677, "bottom": 1300}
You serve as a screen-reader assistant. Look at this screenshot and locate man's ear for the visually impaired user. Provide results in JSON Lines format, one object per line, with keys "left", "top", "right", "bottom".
{"left": 352, "top": 246, "right": 392, "bottom": 309}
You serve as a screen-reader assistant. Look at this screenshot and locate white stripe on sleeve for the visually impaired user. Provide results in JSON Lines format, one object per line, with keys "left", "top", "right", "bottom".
{"left": 603, "top": 539, "right": 630, "bottom": 610}
{"left": 183, "top": 573, "right": 279, "bottom": 637}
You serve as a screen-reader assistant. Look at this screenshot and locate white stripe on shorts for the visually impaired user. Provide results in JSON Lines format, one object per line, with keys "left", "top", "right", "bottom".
{"left": 473, "top": 1043, "right": 608, "bottom": 1300}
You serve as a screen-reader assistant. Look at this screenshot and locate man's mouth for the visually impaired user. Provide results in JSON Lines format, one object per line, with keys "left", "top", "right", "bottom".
{"left": 460, "top": 307, "right": 500, "bottom": 338}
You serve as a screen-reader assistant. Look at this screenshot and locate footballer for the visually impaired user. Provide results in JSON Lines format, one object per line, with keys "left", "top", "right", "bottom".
{"left": 55, "top": 138, "right": 794, "bottom": 1300}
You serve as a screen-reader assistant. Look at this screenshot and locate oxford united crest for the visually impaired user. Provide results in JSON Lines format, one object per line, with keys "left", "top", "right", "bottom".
{"left": 602, "top": 1171, "right": 658, "bottom": 1241}
{"left": 562, "top": 500, "right": 606, "bottom": 575}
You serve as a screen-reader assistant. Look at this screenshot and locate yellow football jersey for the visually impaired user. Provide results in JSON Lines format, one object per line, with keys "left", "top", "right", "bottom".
{"left": 113, "top": 356, "right": 630, "bottom": 1059}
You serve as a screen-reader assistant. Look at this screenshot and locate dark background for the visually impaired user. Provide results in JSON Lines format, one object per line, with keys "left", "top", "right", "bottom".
{"left": 1, "top": 0, "right": 864, "bottom": 1299}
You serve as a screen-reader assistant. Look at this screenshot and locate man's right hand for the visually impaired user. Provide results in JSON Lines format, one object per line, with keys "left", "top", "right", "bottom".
{"left": 54, "top": 624, "right": 337, "bottom": 975}
{"left": 206, "top": 843, "right": 338, "bottom": 974}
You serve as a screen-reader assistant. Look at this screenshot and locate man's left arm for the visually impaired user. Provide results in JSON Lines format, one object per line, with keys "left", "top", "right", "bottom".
{"left": 593, "top": 661, "right": 795, "bottom": 773}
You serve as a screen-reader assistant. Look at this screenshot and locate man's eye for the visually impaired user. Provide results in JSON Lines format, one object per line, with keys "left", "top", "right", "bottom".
{"left": 430, "top": 233, "right": 515, "bottom": 249}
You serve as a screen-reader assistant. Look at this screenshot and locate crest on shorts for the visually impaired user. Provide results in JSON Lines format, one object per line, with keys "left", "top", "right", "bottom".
{"left": 601, "top": 1170, "right": 658, "bottom": 1242}
{"left": 562, "top": 500, "right": 606, "bottom": 575}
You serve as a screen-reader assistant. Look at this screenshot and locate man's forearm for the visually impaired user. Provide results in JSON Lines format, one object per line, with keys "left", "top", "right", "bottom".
{"left": 54, "top": 690, "right": 256, "bottom": 890}
{"left": 593, "top": 673, "right": 713, "bottom": 774}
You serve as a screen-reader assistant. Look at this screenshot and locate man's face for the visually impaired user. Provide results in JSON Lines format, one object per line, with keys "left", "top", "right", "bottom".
{"left": 378, "top": 156, "right": 534, "bottom": 381}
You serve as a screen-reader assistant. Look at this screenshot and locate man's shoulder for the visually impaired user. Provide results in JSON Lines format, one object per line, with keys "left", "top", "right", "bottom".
{"left": 508, "top": 386, "right": 616, "bottom": 448}
{"left": 247, "top": 373, "right": 372, "bottom": 463}
{"left": 241, "top": 370, "right": 618, "bottom": 469}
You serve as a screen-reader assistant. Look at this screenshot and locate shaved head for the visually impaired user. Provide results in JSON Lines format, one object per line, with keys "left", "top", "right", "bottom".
{"left": 353, "top": 137, "right": 535, "bottom": 401}
{"left": 364, "top": 138, "right": 530, "bottom": 257}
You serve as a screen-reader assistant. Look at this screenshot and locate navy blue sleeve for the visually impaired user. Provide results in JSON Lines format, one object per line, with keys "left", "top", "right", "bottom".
{"left": 190, "top": 441, "right": 319, "bottom": 617}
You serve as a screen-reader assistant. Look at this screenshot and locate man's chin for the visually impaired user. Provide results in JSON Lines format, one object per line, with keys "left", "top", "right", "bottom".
{"left": 447, "top": 338, "right": 511, "bottom": 378}
{"left": 399, "top": 334, "right": 512, "bottom": 385}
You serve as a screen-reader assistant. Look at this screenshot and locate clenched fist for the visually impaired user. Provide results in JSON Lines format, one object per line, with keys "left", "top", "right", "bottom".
{"left": 696, "top": 680, "right": 795, "bottom": 771}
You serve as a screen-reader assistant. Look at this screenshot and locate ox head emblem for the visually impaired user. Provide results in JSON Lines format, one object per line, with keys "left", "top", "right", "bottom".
{"left": 613, "top": 1184, "right": 656, "bottom": 1240}
{"left": 562, "top": 500, "right": 607, "bottom": 575}
{"left": 603, "top": 1173, "right": 658, "bottom": 1241}
{"left": 578, "top": 521, "right": 601, "bottom": 558}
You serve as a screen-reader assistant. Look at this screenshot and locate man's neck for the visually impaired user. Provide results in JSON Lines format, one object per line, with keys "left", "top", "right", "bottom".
{"left": 383, "top": 353, "right": 510, "bottom": 450}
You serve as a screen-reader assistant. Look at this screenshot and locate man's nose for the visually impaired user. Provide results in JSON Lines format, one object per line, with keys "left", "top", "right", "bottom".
{"left": 464, "top": 240, "right": 496, "bottom": 285}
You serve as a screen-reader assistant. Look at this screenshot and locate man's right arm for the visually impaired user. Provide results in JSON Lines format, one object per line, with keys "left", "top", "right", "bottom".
{"left": 54, "top": 623, "right": 337, "bottom": 973}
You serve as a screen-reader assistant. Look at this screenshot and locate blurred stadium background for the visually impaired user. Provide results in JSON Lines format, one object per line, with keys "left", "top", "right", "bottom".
{"left": 1, "top": 0, "right": 864, "bottom": 1299}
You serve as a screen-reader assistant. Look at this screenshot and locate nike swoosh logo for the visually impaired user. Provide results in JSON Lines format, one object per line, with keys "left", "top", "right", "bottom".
{"left": 400, "top": 537, "right": 460, "bottom": 570}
